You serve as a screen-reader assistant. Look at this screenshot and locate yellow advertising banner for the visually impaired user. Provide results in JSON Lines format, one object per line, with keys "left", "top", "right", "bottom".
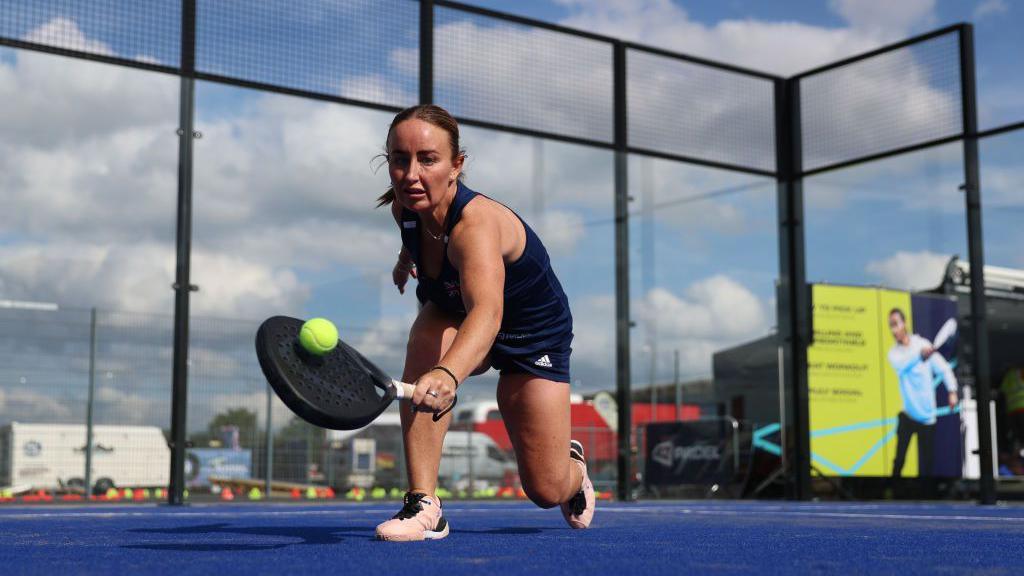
{"left": 809, "top": 285, "right": 913, "bottom": 477}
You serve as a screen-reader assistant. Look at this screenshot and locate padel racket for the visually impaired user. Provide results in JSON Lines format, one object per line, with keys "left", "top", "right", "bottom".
{"left": 255, "top": 315, "right": 454, "bottom": 430}
{"left": 932, "top": 318, "right": 957, "bottom": 350}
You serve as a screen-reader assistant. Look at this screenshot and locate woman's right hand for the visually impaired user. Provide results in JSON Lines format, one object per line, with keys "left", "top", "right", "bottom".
{"left": 393, "top": 258, "right": 417, "bottom": 294}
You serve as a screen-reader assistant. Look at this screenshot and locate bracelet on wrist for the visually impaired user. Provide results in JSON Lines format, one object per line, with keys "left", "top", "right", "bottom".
{"left": 430, "top": 365, "right": 459, "bottom": 389}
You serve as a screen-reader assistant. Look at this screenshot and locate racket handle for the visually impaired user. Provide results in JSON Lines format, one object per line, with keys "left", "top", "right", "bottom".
{"left": 391, "top": 379, "right": 417, "bottom": 399}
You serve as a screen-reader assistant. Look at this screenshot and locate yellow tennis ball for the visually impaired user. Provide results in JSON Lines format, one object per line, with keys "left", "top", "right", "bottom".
{"left": 298, "top": 317, "right": 338, "bottom": 356}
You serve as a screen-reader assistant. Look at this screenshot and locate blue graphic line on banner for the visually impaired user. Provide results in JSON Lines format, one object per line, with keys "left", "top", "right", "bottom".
{"left": 752, "top": 423, "right": 782, "bottom": 456}
{"left": 811, "top": 417, "right": 897, "bottom": 439}
{"left": 755, "top": 439, "right": 782, "bottom": 456}
{"left": 751, "top": 403, "right": 960, "bottom": 468}
{"left": 845, "top": 426, "right": 898, "bottom": 474}
{"left": 810, "top": 452, "right": 846, "bottom": 475}
{"left": 753, "top": 423, "right": 780, "bottom": 440}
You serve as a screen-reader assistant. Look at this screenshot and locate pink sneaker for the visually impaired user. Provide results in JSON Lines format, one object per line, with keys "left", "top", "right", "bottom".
{"left": 561, "top": 440, "right": 595, "bottom": 529}
{"left": 376, "top": 492, "right": 449, "bottom": 541}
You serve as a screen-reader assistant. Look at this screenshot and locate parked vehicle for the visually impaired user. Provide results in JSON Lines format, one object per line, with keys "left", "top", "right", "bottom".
{"left": 0, "top": 422, "right": 169, "bottom": 494}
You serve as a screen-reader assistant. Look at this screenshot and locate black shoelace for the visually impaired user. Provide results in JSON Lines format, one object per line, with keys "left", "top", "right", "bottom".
{"left": 394, "top": 492, "right": 428, "bottom": 520}
{"left": 569, "top": 490, "right": 586, "bottom": 516}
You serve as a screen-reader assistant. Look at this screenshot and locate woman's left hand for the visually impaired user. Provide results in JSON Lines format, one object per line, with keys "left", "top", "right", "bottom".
{"left": 411, "top": 368, "right": 457, "bottom": 414}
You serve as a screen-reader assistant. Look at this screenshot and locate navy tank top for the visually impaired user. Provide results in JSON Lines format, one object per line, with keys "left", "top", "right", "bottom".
{"left": 400, "top": 182, "right": 573, "bottom": 357}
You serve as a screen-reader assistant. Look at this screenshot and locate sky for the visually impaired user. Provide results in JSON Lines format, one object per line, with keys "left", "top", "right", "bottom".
{"left": 0, "top": 0, "right": 1021, "bottom": 433}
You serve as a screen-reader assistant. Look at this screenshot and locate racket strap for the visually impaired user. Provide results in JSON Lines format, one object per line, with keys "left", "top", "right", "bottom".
{"left": 432, "top": 393, "right": 458, "bottom": 422}
{"left": 425, "top": 366, "right": 459, "bottom": 422}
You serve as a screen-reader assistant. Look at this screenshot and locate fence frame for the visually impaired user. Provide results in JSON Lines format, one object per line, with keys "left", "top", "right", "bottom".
{"left": 0, "top": 3, "right": 1012, "bottom": 505}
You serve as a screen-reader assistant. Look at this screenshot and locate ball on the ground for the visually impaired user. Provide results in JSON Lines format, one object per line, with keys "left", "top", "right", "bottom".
{"left": 298, "top": 317, "right": 338, "bottom": 356}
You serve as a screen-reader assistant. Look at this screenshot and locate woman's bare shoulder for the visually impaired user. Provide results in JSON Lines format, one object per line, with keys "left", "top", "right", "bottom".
{"left": 459, "top": 194, "right": 514, "bottom": 227}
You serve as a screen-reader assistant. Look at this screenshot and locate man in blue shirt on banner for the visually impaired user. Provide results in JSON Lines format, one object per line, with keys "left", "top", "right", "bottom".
{"left": 887, "top": 308, "right": 958, "bottom": 478}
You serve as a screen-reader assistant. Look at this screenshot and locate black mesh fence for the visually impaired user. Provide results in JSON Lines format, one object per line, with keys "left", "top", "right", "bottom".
{"left": 0, "top": 2, "right": 997, "bottom": 505}
{"left": 0, "top": 0, "right": 180, "bottom": 67}
{"left": 196, "top": 0, "right": 418, "bottom": 107}
{"left": 799, "top": 30, "right": 963, "bottom": 173}
{"left": 0, "top": 3, "right": 975, "bottom": 177}
{"left": 0, "top": 304, "right": 173, "bottom": 499}
{"left": 434, "top": 6, "right": 614, "bottom": 143}
{"left": 627, "top": 49, "right": 777, "bottom": 173}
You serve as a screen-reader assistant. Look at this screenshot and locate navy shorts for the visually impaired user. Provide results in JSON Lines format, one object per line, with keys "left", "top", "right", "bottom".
{"left": 490, "top": 346, "right": 571, "bottom": 383}
{"left": 488, "top": 329, "right": 572, "bottom": 383}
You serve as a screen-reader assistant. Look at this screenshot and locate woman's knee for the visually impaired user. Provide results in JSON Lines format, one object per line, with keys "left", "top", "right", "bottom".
{"left": 520, "top": 473, "right": 570, "bottom": 509}
{"left": 405, "top": 329, "right": 444, "bottom": 362}
{"left": 404, "top": 311, "right": 458, "bottom": 368}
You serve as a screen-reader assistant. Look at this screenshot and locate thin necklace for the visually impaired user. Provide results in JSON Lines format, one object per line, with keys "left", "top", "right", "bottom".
{"left": 424, "top": 217, "right": 444, "bottom": 241}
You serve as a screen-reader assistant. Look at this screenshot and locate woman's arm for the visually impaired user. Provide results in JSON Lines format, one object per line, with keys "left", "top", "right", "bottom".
{"left": 408, "top": 207, "right": 505, "bottom": 413}
{"left": 442, "top": 214, "right": 505, "bottom": 382}
{"left": 390, "top": 200, "right": 417, "bottom": 293}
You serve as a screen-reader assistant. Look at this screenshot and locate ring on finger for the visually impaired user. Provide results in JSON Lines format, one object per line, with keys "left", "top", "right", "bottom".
{"left": 426, "top": 390, "right": 439, "bottom": 398}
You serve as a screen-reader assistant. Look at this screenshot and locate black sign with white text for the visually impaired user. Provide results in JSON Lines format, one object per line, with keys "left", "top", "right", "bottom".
{"left": 644, "top": 421, "right": 734, "bottom": 486}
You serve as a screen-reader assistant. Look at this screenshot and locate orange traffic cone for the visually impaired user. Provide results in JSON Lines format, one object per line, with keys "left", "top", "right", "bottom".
{"left": 221, "top": 487, "right": 235, "bottom": 501}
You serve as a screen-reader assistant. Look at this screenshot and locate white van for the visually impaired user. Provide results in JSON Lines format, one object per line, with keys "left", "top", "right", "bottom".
{"left": 438, "top": 430, "right": 517, "bottom": 489}
{"left": 0, "top": 422, "right": 170, "bottom": 493}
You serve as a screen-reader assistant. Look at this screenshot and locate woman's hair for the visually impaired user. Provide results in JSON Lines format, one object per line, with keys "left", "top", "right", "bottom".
{"left": 376, "top": 104, "right": 466, "bottom": 207}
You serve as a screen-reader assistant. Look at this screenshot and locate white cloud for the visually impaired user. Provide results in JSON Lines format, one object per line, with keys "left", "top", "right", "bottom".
{"left": 424, "top": 19, "right": 614, "bottom": 142}
{"left": 353, "top": 1, "right": 960, "bottom": 179}
{"left": 0, "top": 241, "right": 309, "bottom": 318}
{"left": 0, "top": 386, "right": 75, "bottom": 423}
{"left": 0, "top": 20, "right": 408, "bottom": 318}
{"left": 23, "top": 17, "right": 113, "bottom": 57}
{"left": 569, "top": 272, "right": 770, "bottom": 381}
{"left": 338, "top": 73, "right": 416, "bottom": 105}
{"left": 190, "top": 251, "right": 310, "bottom": 318}
{"left": 604, "top": 276, "right": 775, "bottom": 382}
{"left": 569, "top": 294, "right": 617, "bottom": 388}
{"left": 829, "top": 0, "right": 936, "bottom": 35}
{"left": 531, "top": 210, "right": 587, "bottom": 257}
{"left": 94, "top": 385, "right": 167, "bottom": 427}
{"left": 980, "top": 164, "right": 1024, "bottom": 208}
{"left": 348, "top": 314, "right": 416, "bottom": 375}
{"left": 799, "top": 39, "right": 961, "bottom": 172}
{"left": 460, "top": 127, "right": 616, "bottom": 212}
{"left": 556, "top": 0, "right": 933, "bottom": 76}
{"left": 636, "top": 278, "right": 769, "bottom": 340}
{"left": 633, "top": 156, "right": 774, "bottom": 236}
{"left": 1, "top": 46, "right": 176, "bottom": 148}
{"left": 972, "top": 0, "right": 1010, "bottom": 21}
{"left": 865, "top": 250, "right": 952, "bottom": 290}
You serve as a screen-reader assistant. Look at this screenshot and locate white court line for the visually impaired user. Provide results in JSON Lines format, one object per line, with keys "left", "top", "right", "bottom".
{"left": 662, "top": 508, "right": 1024, "bottom": 523}
{"left": 3, "top": 505, "right": 1024, "bottom": 523}
{"left": 0, "top": 507, "right": 545, "bottom": 521}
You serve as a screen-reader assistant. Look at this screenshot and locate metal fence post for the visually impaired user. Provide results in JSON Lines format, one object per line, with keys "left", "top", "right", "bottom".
{"left": 674, "top": 350, "right": 681, "bottom": 421}
{"left": 775, "top": 77, "right": 811, "bottom": 500}
{"left": 613, "top": 40, "right": 633, "bottom": 502}
{"left": 265, "top": 383, "right": 274, "bottom": 498}
{"left": 169, "top": 0, "right": 198, "bottom": 506}
{"left": 959, "top": 24, "right": 996, "bottom": 505}
{"left": 85, "top": 307, "right": 97, "bottom": 498}
{"left": 467, "top": 427, "right": 474, "bottom": 494}
{"left": 420, "top": 0, "right": 433, "bottom": 104}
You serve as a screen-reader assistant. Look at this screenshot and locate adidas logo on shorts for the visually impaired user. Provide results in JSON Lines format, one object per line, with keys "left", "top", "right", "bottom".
{"left": 534, "top": 355, "right": 553, "bottom": 368}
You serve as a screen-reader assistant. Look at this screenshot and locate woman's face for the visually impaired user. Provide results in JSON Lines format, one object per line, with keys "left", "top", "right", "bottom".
{"left": 889, "top": 312, "right": 907, "bottom": 341}
{"left": 387, "top": 118, "right": 462, "bottom": 213}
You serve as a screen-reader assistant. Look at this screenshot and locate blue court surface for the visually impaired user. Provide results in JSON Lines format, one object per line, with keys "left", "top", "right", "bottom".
{"left": 1, "top": 500, "right": 1022, "bottom": 575}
